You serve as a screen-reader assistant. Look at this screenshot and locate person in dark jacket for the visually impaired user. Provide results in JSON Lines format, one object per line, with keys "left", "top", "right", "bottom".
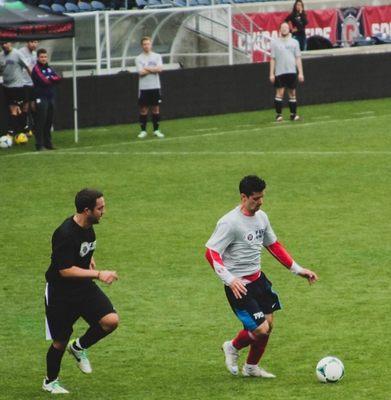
{"left": 285, "top": 0, "right": 308, "bottom": 51}
{"left": 31, "top": 48, "right": 61, "bottom": 151}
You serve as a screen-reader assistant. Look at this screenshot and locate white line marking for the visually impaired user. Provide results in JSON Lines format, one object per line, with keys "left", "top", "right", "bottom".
{"left": 194, "top": 127, "right": 218, "bottom": 132}
{"left": 58, "top": 115, "right": 379, "bottom": 151}
{"left": 354, "top": 111, "right": 375, "bottom": 115}
{"left": 12, "top": 150, "right": 391, "bottom": 157}
{"left": 0, "top": 114, "right": 387, "bottom": 159}
{"left": 311, "top": 115, "right": 331, "bottom": 120}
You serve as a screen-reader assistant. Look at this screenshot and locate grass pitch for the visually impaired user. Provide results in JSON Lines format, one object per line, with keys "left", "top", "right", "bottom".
{"left": 0, "top": 98, "right": 390, "bottom": 400}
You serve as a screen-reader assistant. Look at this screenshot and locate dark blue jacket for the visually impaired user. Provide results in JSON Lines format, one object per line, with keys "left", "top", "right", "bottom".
{"left": 32, "top": 62, "right": 61, "bottom": 100}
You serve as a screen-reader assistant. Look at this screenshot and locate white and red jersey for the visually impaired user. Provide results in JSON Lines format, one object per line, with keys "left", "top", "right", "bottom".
{"left": 205, "top": 206, "right": 299, "bottom": 285}
{"left": 206, "top": 206, "right": 277, "bottom": 278}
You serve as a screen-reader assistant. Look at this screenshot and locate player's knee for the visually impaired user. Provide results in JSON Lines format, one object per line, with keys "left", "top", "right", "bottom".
{"left": 253, "top": 320, "right": 270, "bottom": 337}
{"left": 100, "top": 313, "right": 119, "bottom": 332}
{"left": 52, "top": 340, "right": 68, "bottom": 351}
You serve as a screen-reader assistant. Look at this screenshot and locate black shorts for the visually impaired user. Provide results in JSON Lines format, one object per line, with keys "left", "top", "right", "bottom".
{"left": 138, "top": 89, "right": 162, "bottom": 107}
{"left": 274, "top": 73, "right": 298, "bottom": 89}
{"left": 23, "top": 85, "right": 35, "bottom": 103}
{"left": 3, "top": 86, "right": 25, "bottom": 106}
{"left": 225, "top": 272, "right": 281, "bottom": 331}
{"left": 45, "top": 283, "right": 116, "bottom": 341}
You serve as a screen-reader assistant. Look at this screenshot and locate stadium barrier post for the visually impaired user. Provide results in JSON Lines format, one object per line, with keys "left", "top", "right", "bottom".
{"left": 72, "top": 36, "right": 79, "bottom": 143}
{"left": 227, "top": 5, "right": 233, "bottom": 65}
{"left": 95, "top": 12, "right": 102, "bottom": 75}
{"left": 105, "top": 12, "right": 111, "bottom": 73}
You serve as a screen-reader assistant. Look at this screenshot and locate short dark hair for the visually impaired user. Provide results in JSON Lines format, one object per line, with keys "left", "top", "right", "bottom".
{"left": 140, "top": 36, "right": 151, "bottom": 44}
{"left": 75, "top": 188, "right": 103, "bottom": 213}
{"left": 37, "top": 48, "right": 47, "bottom": 56}
{"left": 239, "top": 175, "right": 266, "bottom": 196}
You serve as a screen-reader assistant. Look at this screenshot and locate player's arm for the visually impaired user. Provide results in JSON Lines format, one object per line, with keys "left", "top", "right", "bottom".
{"left": 59, "top": 266, "right": 118, "bottom": 284}
{"left": 144, "top": 66, "right": 162, "bottom": 74}
{"left": 89, "top": 256, "right": 96, "bottom": 270}
{"left": 296, "top": 54, "right": 304, "bottom": 82}
{"left": 49, "top": 67, "right": 61, "bottom": 83}
{"left": 144, "top": 55, "right": 163, "bottom": 74}
{"left": 19, "top": 52, "right": 31, "bottom": 75}
{"left": 136, "top": 59, "right": 150, "bottom": 76}
{"left": 205, "top": 248, "right": 247, "bottom": 299}
{"left": 266, "top": 241, "right": 318, "bottom": 284}
{"left": 269, "top": 55, "right": 276, "bottom": 83}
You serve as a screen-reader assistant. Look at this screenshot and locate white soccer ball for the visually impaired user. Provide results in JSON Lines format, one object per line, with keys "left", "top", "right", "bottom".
{"left": 316, "top": 356, "right": 344, "bottom": 383}
{"left": 0, "top": 135, "right": 13, "bottom": 149}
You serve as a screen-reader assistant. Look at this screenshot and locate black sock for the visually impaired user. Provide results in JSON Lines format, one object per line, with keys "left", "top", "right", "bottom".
{"left": 274, "top": 97, "right": 283, "bottom": 115}
{"left": 8, "top": 115, "right": 19, "bottom": 135}
{"left": 17, "top": 113, "right": 25, "bottom": 133}
{"left": 152, "top": 113, "right": 160, "bottom": 131}
{"left": 139, "top": 114, "right": 147, "bottom": 131}
{"left": 79, "top": 324, "right": 112, "bottom": 349}
{"left": 46, "top": 345, "right": 65, "bottom": 382}
{"left": 20, "top": 112, "right": 28, "bottom": 130}
{"left": 289, "top": 98, "right": 297, "bottom": 115}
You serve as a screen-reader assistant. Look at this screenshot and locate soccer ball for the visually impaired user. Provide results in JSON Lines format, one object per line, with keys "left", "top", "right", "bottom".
{"left": 14, "top": 133, "right": 28, "bottom": 145}
{"left": 0, "top": 135, "right": 13, "bottom": 149}
{"left": 316, "top": 356, "right": 344, "bottom": 383}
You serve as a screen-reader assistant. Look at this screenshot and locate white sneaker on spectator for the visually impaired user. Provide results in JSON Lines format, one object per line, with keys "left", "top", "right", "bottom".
{"left": 222, "top": 341, "right": 239, "bottom": 376}
{"left": 242, "top": 364, "right": 276, "bottom": 378}
{"left": 138, "top": 131, "right": 147, "bottom": 139}
{"left": 153, "top": 130, "right": 165, "bottom": 139}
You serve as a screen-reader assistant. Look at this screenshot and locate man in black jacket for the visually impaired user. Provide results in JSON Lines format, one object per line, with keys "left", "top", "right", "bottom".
{"left": 31, "top": 48, "right": 61, "bottom": 151}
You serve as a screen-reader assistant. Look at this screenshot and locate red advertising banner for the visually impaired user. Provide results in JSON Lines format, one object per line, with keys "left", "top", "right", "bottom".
{"left": 233, "top": 9, "right": 338, "bottom": 62}
{"left": 362, "top": 5, "right": 391, "bottom": 37}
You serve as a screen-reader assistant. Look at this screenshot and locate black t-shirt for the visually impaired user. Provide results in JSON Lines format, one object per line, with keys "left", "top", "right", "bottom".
{"left": 286, "top": 12, "right": 308, "bottom": 35}
{"left": 45, "top": 217, "right": 96, "bottom": 295}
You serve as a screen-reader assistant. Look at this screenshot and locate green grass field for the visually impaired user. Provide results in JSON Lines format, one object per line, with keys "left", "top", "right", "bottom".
{"left": 0, "top": 98, "right": 390, "bottom": 400}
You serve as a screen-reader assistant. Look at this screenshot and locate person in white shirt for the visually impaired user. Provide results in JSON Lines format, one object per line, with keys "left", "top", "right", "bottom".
{"left": 135, "top": 37, "right": 164, "bottom": 139}
{"left": 270, "top": 22, "right": 304, "bottom": 122}
{"left": 205, "top": 175, "right": 318, "bottom": 378}
{"left": 19, "top": 40, "right": 38, "bottom": 136}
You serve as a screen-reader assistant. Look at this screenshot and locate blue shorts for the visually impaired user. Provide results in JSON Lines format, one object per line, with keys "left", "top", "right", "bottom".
{"left": 224, "top": 272, "right": 281, "bottom": 331}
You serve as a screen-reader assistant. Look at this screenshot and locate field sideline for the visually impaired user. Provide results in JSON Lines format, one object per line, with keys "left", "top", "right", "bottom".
{"left": 0, "top": 98, "right": 390, "bottom": 400}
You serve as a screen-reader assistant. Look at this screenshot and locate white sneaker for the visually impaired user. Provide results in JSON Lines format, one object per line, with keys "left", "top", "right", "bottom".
{"left": 290, "top": 114, "right": 300, "bottom": 121}
{"left": 67, "top": 339, "right": 92, "bottom": 374}
{"left": 153, "top": 130, "right": 165, "bottom": 139}
{"left": 137, "top": 130, "right": 147, "bottom": 139}
{"left": 42, "top": 378, "right": 69, "bottom": 394}
{"left": 242, "top": 364, "right": 276, "bottom": 378}
{"left": 222, "top": 341, "right": 239, "bottom": 376}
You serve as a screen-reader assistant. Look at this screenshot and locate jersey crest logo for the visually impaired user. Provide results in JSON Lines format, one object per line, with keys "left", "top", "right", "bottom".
{"left": 79, "top": 241, "right": 96, "bottom": 257}
{"left": 245, "top": 229, "right": 264, "bottom": 243}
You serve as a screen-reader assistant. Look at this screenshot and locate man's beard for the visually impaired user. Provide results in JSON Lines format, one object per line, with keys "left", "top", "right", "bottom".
{"left": 87, "top": 214, "right": 99, "bottom": 225}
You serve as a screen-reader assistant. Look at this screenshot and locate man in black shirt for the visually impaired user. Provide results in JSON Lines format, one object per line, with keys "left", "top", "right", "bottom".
{"left": 43, "top": 189, "right": 119, "bottom": 394}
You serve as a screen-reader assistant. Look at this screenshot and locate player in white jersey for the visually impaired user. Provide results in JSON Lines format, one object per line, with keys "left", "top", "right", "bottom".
{"left": 0, "top": 42, "right": 30, "bottom": 136}
{"left": 205, "top": 175, "right": 318, "bottom": 378}
{"left": 135, "top": 37, "right": 164, "bottom": 139}
{"left": 270, "top": 22, "right": 304, "bottom": 122}
{"left": 19, "top": 40, "right": 38, "bottom": 136}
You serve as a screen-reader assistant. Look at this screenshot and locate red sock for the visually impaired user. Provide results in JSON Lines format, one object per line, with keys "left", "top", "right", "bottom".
{"left": 246, "top": 335, "right": 270, "bottom": 365}
{"left": 232, "top": 330, "right": 254, "bottom": 350}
